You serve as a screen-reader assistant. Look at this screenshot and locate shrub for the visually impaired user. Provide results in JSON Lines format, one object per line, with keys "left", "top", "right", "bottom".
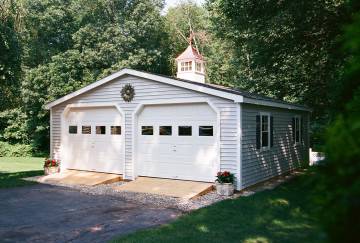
{"left": 0, "top": 142, "right": 33, "bottom": 157}
{"left": 0, "top": 108, "right": 29, "bottom": 144}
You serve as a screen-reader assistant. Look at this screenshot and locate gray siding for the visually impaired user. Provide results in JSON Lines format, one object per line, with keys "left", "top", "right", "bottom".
{"left": 241, "top": 104, "right": 309, "bottom": 188}
{"left": 51, "top": 75, "right": 238, "bottom": 180}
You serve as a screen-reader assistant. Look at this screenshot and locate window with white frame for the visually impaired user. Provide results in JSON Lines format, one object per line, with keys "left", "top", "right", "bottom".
{"left": 195, "top": 62, "right": 202, "bottom": 72}
{"left": 260, "top": 113, "right": 270, "bottom": 149}
{"left": 294, "top": 116, "right": 301, "bottom": 143}
{"left": 181, "top": 61, "right": 192, "bottom": 71}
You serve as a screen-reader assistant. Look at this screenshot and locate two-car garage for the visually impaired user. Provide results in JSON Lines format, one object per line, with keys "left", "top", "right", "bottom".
{"left": 61, "top": 103, "right": 218, "bottom": 182}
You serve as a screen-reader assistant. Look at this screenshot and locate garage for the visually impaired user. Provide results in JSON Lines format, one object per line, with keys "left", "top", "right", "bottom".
{"left": 136, "top": 103, "right": 218, "bottom": 182}
{"left": 62, "top": 106, "right": 124, "bottom": 174}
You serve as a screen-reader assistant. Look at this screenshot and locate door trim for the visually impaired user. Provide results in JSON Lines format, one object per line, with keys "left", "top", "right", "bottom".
{"left": 60, "top": 103, "right": 125, "bottom": 173}
{"left": 131, "top": 98, "right": 220, "bottom": 181}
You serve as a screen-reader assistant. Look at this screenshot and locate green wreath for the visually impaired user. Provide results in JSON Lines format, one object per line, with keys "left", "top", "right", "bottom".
{"left": 121, "top": 84, "right": 135, "bottom": 102}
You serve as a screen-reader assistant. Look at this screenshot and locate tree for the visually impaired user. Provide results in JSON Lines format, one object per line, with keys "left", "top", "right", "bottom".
{"left": 0, "top": 0, "right": 22, "bottom": 111}
{"left": 314, "top": 3, "right": 360, "bottom": 241}
{"left": 164, "top": 1, "right": 209, "bottom": 74}
{"left": 20, "top": 0, "right": 77, "bottom": 68}
{"left": 206, "top": 0, "right": 355, "bottom": 147}
{"left": 21, "top": 0, "right": 168, "bottom": 151}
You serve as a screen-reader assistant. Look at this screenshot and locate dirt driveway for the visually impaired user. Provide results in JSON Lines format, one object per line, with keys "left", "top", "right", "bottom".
{"left": 0, "top": 184, "right": 181, "bottom": 243}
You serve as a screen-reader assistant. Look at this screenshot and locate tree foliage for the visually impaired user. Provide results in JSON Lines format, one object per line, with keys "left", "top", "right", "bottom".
{"left": 19, "top": 0, "right": 168, "bottom": 151}
{"left": 164, "top": 1, "right": 209, "bottom": 74}
{"left": 314, "top": 6, "right": 360, "bottom": 242}
{"left": 206, "top": 0, "right": 354, "bottom": 140}
{"left": 0, "top": 0, "right": 358, "bottom": 157}
{"left": 0, "top": 0, "right": 22, "bottom": 110}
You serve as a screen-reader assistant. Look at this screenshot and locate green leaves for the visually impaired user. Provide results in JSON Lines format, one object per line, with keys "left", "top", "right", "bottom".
{"left": 15, "top": 0, "right": 168, "bottom": 151}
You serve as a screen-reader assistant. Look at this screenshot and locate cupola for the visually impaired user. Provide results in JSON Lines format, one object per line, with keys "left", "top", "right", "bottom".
{"left": 175, "top": 44, "right": 205, "bottom": 83}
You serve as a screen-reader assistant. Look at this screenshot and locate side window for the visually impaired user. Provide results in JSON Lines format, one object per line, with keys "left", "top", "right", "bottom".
{"left": 142, "top": 126, "right": 153, "bottom": 135}
{"left": 178, "top": 126, "right": 192, "bottom": 136}
{"left": 293, "top": 116, "right": 301, "bottom": 143}
{"left": 111, "top": 126, "right": 121, "bottom": 135}
{"left": 199, "top": 126, "right": 213, "bottom": 136}
{"left": 82, "top": 126, "right": 91, "bottom": 134}
{"left": 256, "top": 113, "right": 273, "bottom": 150}
{"left": 69, "top": 126, "right": 77, "bottom": 134}
{"left": 261, "top": 115, "right": 269, "bottom": 148}
{"left": 159, "top": 126, "right": 172, "bottom": 136}
{"left": 96, "top": 126, "right": 106, "bottom": 135}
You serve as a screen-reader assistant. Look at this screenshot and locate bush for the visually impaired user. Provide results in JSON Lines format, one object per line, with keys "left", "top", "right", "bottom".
{"left": 0, "top": 142, "right": 33, "bottom": 157}
{"left": 0, "top": 108, "right": 29, "bottom": 144}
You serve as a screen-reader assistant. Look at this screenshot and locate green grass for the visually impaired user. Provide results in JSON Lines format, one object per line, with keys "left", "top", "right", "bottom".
{"left": 113, "top": 172, "right": 325, "bottom": 243}
{"left": 0, "top": 157, "right": 44, "bottom": 188}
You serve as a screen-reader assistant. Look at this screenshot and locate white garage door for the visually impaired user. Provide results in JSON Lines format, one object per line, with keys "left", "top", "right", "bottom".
{"left": 137, "top": 103, "right": 218, "bottom": 182}
{"left": 62, "top": 107, "right": 124, "bottom": 174}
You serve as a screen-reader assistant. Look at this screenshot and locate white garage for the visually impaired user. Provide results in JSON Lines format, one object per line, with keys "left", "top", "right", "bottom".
{"left": 136, "top": 103, "right": 218, "bottom": 182}
{"left": 46, "top": 68, "right": 310, "bottom": 190}
{"left": 61, "top": 106, "right": 124, "bottom": 174}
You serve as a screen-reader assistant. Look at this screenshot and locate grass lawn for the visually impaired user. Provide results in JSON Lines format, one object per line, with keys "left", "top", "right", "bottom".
{"left": 113, "top": 172, "right": 325, "bottom": 243}
{"left": 0, "top": 157, "right": 44, "bottom": 188}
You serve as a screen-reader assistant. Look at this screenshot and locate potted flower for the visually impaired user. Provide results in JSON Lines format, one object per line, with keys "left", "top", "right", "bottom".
{"left": 44, "top": 158, "right": 60, "bottom": 175}
{"left": 215, "top": 171, "right": 235, "bottom": 196}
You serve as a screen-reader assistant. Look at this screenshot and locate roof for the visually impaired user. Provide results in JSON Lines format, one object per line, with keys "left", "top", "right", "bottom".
{"left": 175, "top": 45, "right": 204, "bottom": 61}
{"left": 45, "top": 68, "right": 311, "bottom": 112}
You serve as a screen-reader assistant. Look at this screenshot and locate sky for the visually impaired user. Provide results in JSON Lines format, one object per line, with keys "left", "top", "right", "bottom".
{"left": 163, "top": 0, "right": 205, "bottom": 13}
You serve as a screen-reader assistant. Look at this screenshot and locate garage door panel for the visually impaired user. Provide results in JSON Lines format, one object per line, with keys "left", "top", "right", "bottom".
{"left": 137, "top": 103, "right": 218, "bottom": 182}
{"left": 63, "top": 107, "right": 123, "bottom": 174}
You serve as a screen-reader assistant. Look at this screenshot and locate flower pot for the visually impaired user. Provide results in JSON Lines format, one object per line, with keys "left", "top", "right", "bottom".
{"left": 44, "top": 166, "right": 59, "bottom": 175}
{"left": 215, "top": 182, "right": 234, "bottom": 196}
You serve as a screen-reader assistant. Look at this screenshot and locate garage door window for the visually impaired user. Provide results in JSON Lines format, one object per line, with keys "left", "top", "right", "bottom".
{"left": 96, "top": 126, "right": 106, "bottom": 135}
{"left": 178, "top": 126, "right": 192, "bottom": 136}
{"left": 111, "top": 126, "right": 121, "bottom": 135}
{"left": 199, "top": 126, "right": 213, "bottom": 136}
{"left": 159, "top": 126, "right": 172, "bottom": 136}
{"left": 82, "top": 126, "right": 91, "bottom": 134}
{"left": 69, "top": 126, "right": 77, "bottom": 134}
{"left": 142, "top": 126, "right": 153, "bottom": 135}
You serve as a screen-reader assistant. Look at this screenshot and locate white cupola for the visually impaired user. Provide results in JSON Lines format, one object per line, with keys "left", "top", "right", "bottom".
{"left": 175, "top": 44, "right": 205, "bottom": 83}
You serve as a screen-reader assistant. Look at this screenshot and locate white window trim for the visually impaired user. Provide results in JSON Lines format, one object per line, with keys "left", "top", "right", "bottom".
{"left": 294, "top": 115, "right": 301, "bottom": 145}
{"left": 181, "top": 61, "right": 192, "bottom": 71}
{"left": 195, "top": 62, "right": 202, "bottom": 73}
{"left": 260, "top": 112, "right": 271, "bottom": 151}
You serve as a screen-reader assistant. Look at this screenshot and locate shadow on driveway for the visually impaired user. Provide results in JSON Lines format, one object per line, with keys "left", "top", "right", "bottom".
{"left": 0, "top": 184, "right": 181, "bottom": 243}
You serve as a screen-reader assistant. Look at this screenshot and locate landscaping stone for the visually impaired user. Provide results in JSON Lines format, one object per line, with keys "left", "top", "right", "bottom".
{"left": 25, "top": 171, "right": 299, "bottom": 212}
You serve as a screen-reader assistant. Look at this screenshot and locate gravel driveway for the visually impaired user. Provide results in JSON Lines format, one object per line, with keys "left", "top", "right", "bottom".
{"left": 0, "top": 184, "right": 182, "bottom": 243}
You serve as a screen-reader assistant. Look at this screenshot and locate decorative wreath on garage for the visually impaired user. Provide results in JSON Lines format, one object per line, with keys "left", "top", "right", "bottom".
{"left": 121, "top": 84, "right": 135, "bottom": 102}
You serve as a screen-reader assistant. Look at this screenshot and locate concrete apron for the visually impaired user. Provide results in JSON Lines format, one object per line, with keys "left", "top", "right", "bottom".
{"left": 114, "top": 177, "right": 214, "bottom": 200}
{"left": 31, "top": 170, "right": 122, "bottom": 186}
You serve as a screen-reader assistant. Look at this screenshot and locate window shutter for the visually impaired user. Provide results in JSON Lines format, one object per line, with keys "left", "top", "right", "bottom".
{"left": 270, "top": 116, "right": 274, "bottom": 147}
{"left": 256, "top": 115, "right": 261, "bottom": 149}
{"left": 292, "top": 117, "right": 296, "bottom": 144}
{"left": 301, "top": 116, "right": 304, "bottom": 144}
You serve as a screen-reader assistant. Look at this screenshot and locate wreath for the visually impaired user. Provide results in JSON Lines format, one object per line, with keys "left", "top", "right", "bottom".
{"left": 121, "top": 84, "right": 135, "bottom": 102}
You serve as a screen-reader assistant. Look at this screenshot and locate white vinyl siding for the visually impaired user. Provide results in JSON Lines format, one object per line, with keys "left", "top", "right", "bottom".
{"left": 51, "top": 75, "right": 238, "bottom": 180}
{"left": 241, "top": 104, "right": 309, "bottom": 188}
